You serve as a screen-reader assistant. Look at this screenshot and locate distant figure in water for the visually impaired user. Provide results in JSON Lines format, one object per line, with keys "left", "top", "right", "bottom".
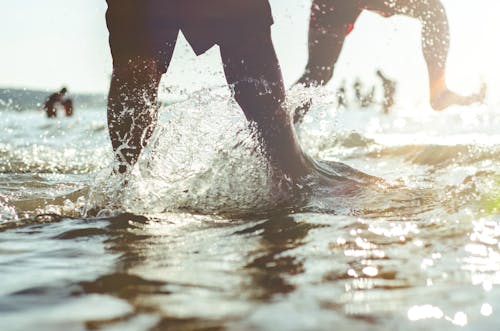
{"left": 376, "top": 69, "right": 396, "bottom": 114}
{"left": 106, "top": 0, "right": 309, "bottom": 180}
{"left": 353, "top": 79, "right": 363, "bottom": 105}
{"left": 353, "top": 79, "right": 375, "bottom": 108}
{"left": 336, "top": 81, "right": 348, "bottom": 108}
{"left": 43, "top": 87, "right": 67, "bottom": 118}
{"left": 295, "top": 0, "right": 485, "bottom": 122}
{"left": 62, "top": 98, "right": 74, "bottom": 117}
{"left": 361, "top": 86, "right": 375, "bottom": 108}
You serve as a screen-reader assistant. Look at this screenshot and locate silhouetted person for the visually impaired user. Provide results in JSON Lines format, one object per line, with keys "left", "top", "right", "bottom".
{"left": 62, "top": 98, "right": 74, "bottom": 116}
{"left": 360, "top": 86, "right": 375, "bottom": 108}
{"left": 336, "top": 81, "right": 348, "bottom": 108}
{"left": 352, "top": 79, "right": 375, "bottom": 108}
{"left": 106, "top": 0, "right": 309, "bottom": 180}
{"left": 295, "top": 0, "right": 485, "bottom": 121}
{"left": 43, "top": 87, "right": 67, "bottom": 118}
{"left": 353, "top": 79, "right": 363, "bottom": 105}
{"left": 376, "top": 69, "right": 396, "bottom": 114}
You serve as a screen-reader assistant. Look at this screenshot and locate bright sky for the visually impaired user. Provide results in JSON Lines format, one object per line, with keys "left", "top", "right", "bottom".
{"left": 0, "top": 0, "right": 109, "bottom": 93}
{"left": 0, "top": 0, "right": 498, "bottom": 104}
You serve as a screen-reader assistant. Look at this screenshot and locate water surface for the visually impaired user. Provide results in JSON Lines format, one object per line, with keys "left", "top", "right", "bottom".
{"left": 1, "top": 95, "right": 500, "bottom": 330}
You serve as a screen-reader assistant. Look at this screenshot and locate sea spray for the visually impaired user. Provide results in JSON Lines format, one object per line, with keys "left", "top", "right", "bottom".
{"left": 86, "top": 86, "right": 310, "bottom": 216}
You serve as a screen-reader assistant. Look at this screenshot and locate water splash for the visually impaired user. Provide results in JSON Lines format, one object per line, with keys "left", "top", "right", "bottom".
{"left": 87, "top": 87, "right": 303, "bottom": 217}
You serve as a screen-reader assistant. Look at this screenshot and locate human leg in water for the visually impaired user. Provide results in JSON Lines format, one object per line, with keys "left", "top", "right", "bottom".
{"left": 365, "top": 0, "right": 486, "bottom": 110}
{"left": 106, "top": 0, "right": 181, "bottom": 175}
{"left": 298, "top": 0, "right": 361, "bottom": 87}
{"left": 107, "top": 57, "right": 165, "bottom": 174}
{"left": 296, "top": 0, "right": 485, "bottom": 122}
{"left": 416, "top": 1, "right": 486, "bottom": 110}
{"left": 220, "top": 27, "right": 311, "bottom": 181}
{"left": 219, "top": 26, "right": 379, "bottom": 190}
{"left": 294, "top": 0, "right": 361, "bottom": 123}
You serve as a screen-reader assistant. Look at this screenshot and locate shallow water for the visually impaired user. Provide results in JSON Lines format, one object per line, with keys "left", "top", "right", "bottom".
{"left": 1, "top": 93, "right": 500, "bottom": 330}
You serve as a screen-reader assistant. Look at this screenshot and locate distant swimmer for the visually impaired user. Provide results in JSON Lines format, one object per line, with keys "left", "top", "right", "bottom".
{"left": 376, "top": 69, "right": 396, "bottom": 114}
{"left": 106, "top": 0, "right": 310, "bottom": 180}
{"left": 295, "top": 0, "right": 485, "bottom": 121}
{"left": 353, "top": 79, "right": 363, "bottom": 105}
{"left": 353, "top": 79, "right": 375, "bottom": 108}
{"left": 43, "top": 87, "right": 67, "bottom": 118}
{"left": 361, "top": 86, "right": 375, "bottom": 108}
{"left": 62, "top": 98, "right": 74, "bottom": 116}
{"left": 336, "top": 81, "right": 348, "bottom": 108}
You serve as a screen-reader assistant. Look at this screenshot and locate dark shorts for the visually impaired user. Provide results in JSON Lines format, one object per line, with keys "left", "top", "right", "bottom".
{"left": 311, "top": 0, "right": 397, "bottom": 36}
{"left": 106, "top": 0, "right": 274, "bottom": 72}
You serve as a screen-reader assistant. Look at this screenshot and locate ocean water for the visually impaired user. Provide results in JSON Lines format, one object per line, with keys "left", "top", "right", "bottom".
{"left": 1, "top": 86, "right": 500, "bottom": 331}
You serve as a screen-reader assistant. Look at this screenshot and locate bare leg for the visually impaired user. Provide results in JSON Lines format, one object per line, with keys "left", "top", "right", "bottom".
{"left": 220, "top": 28, "right": 310, "bottom": 180}
{"left": 297, "top": 0, "right": 361, "bottom": 87}
{"left": 107, "top": 57, "right": 163, "bottom": 173}
{"left": 106, "top": 0, "right": 179, "bottom": 173}
{"left": 383, "top": 0, "right": 485, "bottom": 110}
{"left": 294, "top": 0, "right": 361, "bottom": 123}
{"left": 420, "top": 1, "right": 485, "bottom": 110}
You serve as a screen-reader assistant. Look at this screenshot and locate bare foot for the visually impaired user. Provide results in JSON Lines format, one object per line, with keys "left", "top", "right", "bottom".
{"left": 430, "top": 83, "right": 487, "bottom": 111}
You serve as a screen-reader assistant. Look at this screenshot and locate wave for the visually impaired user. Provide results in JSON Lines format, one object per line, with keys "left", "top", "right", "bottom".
{"left": 84, "top": 87, "right": 382, "bottom": 218}
{"left": 0, "top": 143, "right": 110, "bottom": 175}
{"left": 87, "top": 88, "right": 279, "bottom": 217}
{"left": 304, "top": 128, "right": 500, "bottom": 169}
{"left": 3, "top": 86, "right": 499, "bottom": 222}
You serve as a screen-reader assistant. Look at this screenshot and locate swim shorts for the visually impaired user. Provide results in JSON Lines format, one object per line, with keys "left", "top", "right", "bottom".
{"left": 106, "top": 0, "right": 274, "bottom": 72}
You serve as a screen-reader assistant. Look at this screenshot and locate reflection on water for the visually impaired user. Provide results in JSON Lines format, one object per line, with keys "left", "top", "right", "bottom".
{"left": 1, "top": 96, "right": 500, "bottom": 330}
